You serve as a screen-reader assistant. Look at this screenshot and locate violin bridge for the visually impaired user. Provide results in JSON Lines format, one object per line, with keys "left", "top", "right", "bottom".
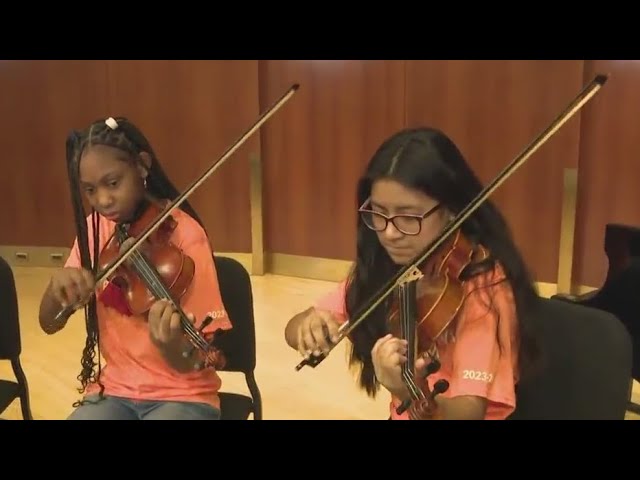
{"left": 397, "top": 266, "right": 424, "bottom": 286}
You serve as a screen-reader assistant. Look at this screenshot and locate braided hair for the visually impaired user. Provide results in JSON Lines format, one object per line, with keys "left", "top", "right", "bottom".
{"left": 65, "top": 116, "right": 204, "bottom": 402}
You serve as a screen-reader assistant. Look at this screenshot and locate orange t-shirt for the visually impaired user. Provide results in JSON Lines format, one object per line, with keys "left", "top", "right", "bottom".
{"left": 64, "top": 207, "right": 232, "bottom": 410}
{"left": 314, "top": 263, "right": 519, "bottom": 420}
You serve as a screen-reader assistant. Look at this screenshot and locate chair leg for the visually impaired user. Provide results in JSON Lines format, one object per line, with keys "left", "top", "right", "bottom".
{"left": 628, "top": 401, "right": 640, "bottom": 416}
{"left": 246, "top": 372, "right": 262, "bottom": 420}
{"left": 11, "top": 358, "right": 32, "bottom": 420}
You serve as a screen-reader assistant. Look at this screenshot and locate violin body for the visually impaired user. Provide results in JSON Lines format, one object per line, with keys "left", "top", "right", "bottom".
{"left": 388, "top": 229, "right": 489, "bottom": 420}
{"left": 98, "top": 201, "right": 196, "bottom": 316}
{"left": 388, "top": 229, "right": 488, "bottom": 350}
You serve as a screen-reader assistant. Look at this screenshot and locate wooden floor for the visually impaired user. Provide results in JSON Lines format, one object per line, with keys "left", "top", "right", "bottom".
{"left": 1, "top": 265, "right": 639, "bottom": 420}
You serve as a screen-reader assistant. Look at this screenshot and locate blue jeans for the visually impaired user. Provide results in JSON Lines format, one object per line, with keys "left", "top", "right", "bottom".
{"left": 67, "top": 394, "right": 221, "bottom": 420}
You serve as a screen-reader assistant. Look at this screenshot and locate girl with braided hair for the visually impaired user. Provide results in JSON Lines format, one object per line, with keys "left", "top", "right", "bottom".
{"left": 38, "top": 116, "right": 232, "bottom": 420}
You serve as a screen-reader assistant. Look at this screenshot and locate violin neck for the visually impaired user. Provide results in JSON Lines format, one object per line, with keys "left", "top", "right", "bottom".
{"left": 397, "top": 280, "right": 418, "bottom": 377}
{"left": 393, "top": 279, "right": 429, "bottom": 415}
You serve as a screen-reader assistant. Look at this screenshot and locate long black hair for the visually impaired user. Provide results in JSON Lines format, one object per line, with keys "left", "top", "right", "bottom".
{"left": 65, "top": 116, "right": 204, "bottom": 401}
{"left": 344, "top": 127, "right": 541, "bottom": 397}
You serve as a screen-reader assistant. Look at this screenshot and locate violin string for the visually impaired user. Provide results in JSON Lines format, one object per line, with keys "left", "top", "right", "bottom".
{"left": 400, "top": 288, "right": 415, "bottom": 398}
{"left": 118, "top": 240, "right": 201, "bottom": 344}
{"left": 115, "top": 229, "right": 208, "bottom": 352}
{"left": 399, "top": 282, "right": 424, "bottom": 402}
{"left": 129, "top": 250, "right": 208, "bottom": 350}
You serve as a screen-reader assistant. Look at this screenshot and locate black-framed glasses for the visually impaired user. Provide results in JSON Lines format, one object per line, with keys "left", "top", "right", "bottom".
{"left": 358, "top": 198, "right": 441, "bottom": 236}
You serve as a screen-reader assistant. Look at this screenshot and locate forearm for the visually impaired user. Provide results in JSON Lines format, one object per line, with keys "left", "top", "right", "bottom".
{"left": 38, "top": 283, "right": 68, "bottom": 335}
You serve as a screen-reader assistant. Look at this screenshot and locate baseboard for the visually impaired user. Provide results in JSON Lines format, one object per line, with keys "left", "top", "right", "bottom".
{"left": 0, "top": 245, "right": 598, "bottom": 298}
{"left": 266, "top": 253, "right": 353, "bottom": 282}
{"left": 0, "top": 244, "right": 254, "bottom": 275}
{"left": 264, "top": 254, "right": 598, "bottom": 299}
{"left": 214, "top": 252, "right": 253, "bottom": 274}
{"left": 264, "top": 261, "right": 597, "bottom": 299}
{"left": 0, "top": 245, "right": 71, "bottom": 268}
{"left": 536, "top": 282, "right": 596, "bottom": 299}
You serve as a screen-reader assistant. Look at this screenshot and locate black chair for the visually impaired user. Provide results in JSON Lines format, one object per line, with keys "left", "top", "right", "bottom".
{"left": 551, "top": 224, "right": 640, "bottom": 415}
{"left": 0, "top": 256, "right": 32, "bottom": 420}
{"left": 552, "top": 258, "right": 640, "bottom": 415}
{"left": 508, "top": 296, "right": 632, "bottom": 420}
{"left": 212, "top": 256, "right": 262, "bottom": 420}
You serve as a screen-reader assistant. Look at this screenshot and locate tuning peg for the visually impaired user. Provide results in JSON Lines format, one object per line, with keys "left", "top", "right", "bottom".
{"left": 431, "top": 379, "right": 449, "bottom": 398}
{"left": 424, "top": 359, "right": 441, "bottom": 376}
{"left": 395, "top": 378, "right": 449, "bottom": 416}
{"left": 199, "top": 314, "right": 214, "bottom": 332}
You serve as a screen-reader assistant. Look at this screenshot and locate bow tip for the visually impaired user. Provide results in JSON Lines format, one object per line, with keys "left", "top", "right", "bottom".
{"left": 594, "top": 73, "right": 609, "bottom": 86}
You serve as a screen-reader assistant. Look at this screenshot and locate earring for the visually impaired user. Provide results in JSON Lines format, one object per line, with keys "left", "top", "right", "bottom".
{"left": 143, "top": 178, "right": 147, "bottom": 189}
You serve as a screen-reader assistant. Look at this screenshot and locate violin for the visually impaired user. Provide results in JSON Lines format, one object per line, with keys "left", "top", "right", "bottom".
{"left": 387, "top": 229, "right": 489, "bottom": 419}
{"left": 53, "top": 83, "right": 301, "bottom": 370}
{"left": 96, "top": 200, "right": 222, "bottom": 369}
{"left": 295, "top": 74, "right": 609, "bottom": 382}
{"left": 99, "top": 201, "right": 194, "bottom": 317}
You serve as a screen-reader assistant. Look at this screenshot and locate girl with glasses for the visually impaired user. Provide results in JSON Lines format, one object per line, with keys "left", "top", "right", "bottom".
{"left": 284, "top": 127, "right": 541, "bottom": 420}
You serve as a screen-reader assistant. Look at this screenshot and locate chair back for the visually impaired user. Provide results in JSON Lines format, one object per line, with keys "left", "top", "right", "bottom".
{"left": 0, "top": 256, "right": 21, "bottom": 360}
{"left": 509, "top": 297, "right": 632, "bottom": 420}
{"left": 589, "top": 257, "right": 640, "bottom": 381}
{"left": 212, "top": 256, "right": 256, "bottom": 374}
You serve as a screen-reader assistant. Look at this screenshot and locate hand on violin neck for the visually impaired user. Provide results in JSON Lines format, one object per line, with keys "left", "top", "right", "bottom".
{"left": 372, "top": 334, "right": 411, "bottom": 400}
{"left": 148, "top": 299, "right": 195, "bottom": 372}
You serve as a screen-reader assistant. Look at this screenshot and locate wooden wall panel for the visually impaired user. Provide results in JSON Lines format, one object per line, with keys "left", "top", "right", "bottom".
{"left": 4, "top": 60, "right": 638, "bottom": 289}
{"left": 404, "top": 60, "right": 585, "bottom": 284}
{"left": 0, "top": 60, "right": 110, "bottom": 247}
{"left": 105, "top": 60, "right": 260, "bottom": 253}
{"left": 573, "top": 60, "right": 640, "bottom": 288}
{"left": 259, "top": 60, "right": 406, "bottom": 259}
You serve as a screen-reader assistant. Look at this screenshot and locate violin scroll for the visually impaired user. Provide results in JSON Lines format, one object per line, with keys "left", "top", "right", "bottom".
{"left": 396, "top": 352, "right": 449, "bottom": 419}
{"left": 181, "top": 313, "right": 227, "bottom": 371}
{"left": 407, "top": 379, "right": 449, "bottom": 420}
